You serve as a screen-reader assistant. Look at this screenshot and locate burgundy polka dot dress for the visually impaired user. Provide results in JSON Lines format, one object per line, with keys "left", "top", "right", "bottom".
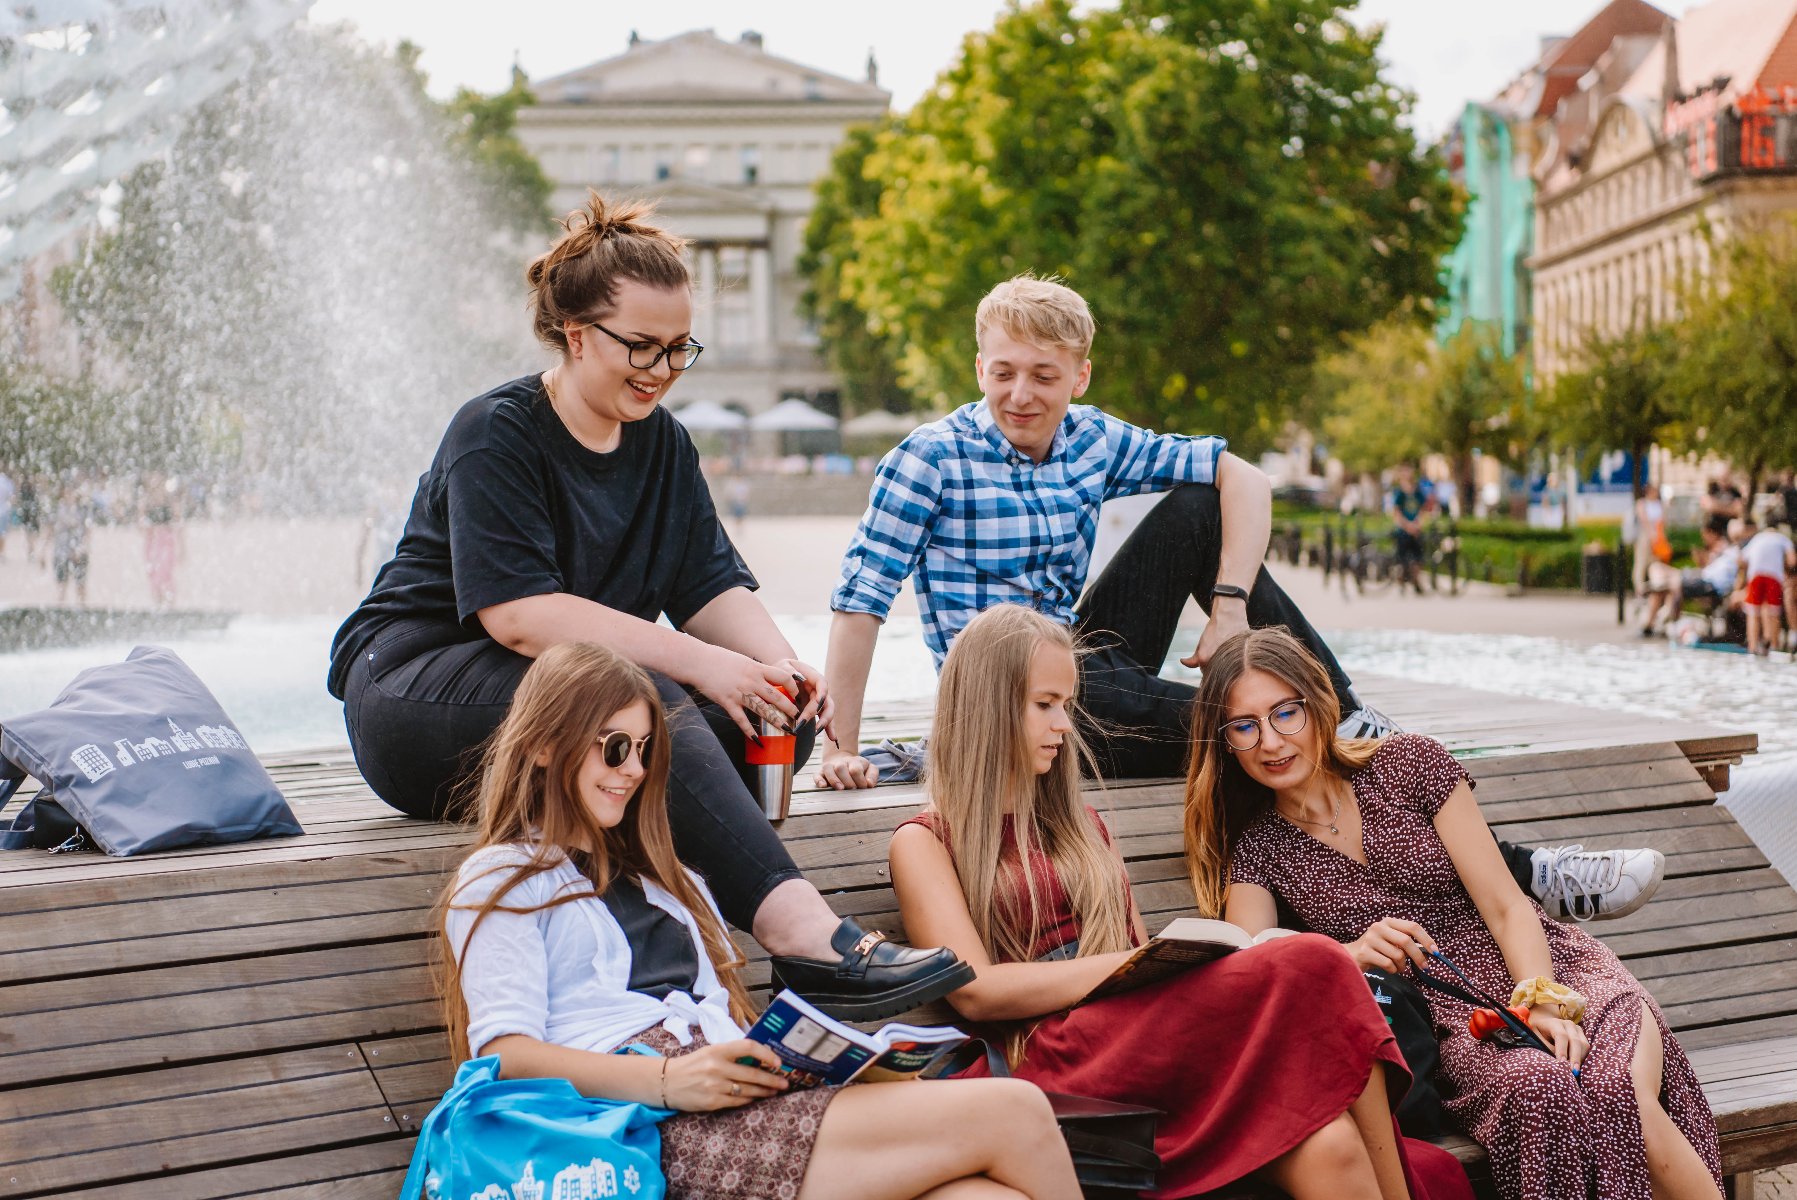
{"left": 1229, "top": 734, "right": 1722, "bottom": 1200}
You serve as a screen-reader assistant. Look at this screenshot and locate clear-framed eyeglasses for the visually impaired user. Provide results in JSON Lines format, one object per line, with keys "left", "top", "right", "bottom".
{"left": 587, "top": 321, "right": 704, "bottom": 371}
{"left": 1217, "top": 698, "right": 1309, "bottom": 751}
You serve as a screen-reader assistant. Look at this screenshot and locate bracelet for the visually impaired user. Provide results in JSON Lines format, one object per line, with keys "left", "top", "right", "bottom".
{"left": 658, "top": 1055, "right": 669, "bottom": 1107}
{"left": 1509, "top": 976, "right": 1588, "bottom": 1023}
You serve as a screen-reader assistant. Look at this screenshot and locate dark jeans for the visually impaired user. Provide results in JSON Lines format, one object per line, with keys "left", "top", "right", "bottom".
{"left": 1072, "top": 483, "right": 1357, "bottom": 780}
{"left": 1070, "top": 485, "right": 1540, "bottom": 895}
{"left": 341, "top": 626, "right": 812, "bottom": 929}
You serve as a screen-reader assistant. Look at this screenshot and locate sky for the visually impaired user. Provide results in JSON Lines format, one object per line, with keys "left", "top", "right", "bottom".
{"left": 304, "top": 0, "right": 1700, "bottom": 145}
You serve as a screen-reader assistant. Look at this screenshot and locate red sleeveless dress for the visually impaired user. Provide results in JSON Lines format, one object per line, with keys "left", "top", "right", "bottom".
{"left": 900, "top": 809, "right": 1472, "bottom": 1200}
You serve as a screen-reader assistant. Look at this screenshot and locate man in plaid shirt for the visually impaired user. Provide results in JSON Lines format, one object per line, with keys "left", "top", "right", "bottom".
{"left": 818, "top": 275, "right": 1391, "bottom": 789}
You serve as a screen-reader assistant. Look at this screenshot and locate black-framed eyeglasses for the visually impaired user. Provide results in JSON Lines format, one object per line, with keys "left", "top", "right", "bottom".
{"left": 588, "top": 321, "right": 704, "bottom": 371}
{"left": 1217, "top": 698, "right": 1308, "bottom": 752}
{"left": 595, "top": 729, "right": 654, "bottom": 769}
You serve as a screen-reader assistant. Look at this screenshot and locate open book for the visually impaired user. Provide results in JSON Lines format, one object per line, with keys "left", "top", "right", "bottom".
{"left": 1077, "top": 918, "right": 1302, "bottom": 1005}
{"left": 743, "top": 989, "right": 968, "bottom": 1088}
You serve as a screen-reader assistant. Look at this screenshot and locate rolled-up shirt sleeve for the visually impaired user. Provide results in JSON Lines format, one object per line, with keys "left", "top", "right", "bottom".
{"left": 831, "top": 441, "right": 942, "bottom": 620}
{"left": 446, "top": 853, "right": 550, "bottom": 1058}
{"left": 1099, "top": 412, "right": 1227, "bottom": 500}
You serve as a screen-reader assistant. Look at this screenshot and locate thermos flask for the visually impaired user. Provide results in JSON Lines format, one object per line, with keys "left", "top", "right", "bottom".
{"left": 745, "top": 687, "right": 798, "bottom": 823}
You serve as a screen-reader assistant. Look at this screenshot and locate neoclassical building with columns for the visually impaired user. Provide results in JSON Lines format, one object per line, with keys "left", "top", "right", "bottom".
{"left": 515, "top": 30, "right": 890, "bottom": 416}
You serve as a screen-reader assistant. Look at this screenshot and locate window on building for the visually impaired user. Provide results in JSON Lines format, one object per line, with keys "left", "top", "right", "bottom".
{"left": 741, "top": 144, "right": 761, "bottom": 184}
{"left": 685, "top": 143, "right": 710, "bottom": 177}
{"left": 654, "top": 145, "right": 673, "bottom": 181}
{"left": 715, "top": 245, "right": 753, "bottom": 347}
{"left": 596, "top": 145, "right": 620, "bottom": 183}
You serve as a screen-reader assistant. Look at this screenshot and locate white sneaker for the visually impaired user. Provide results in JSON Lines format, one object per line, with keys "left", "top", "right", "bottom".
{"left": 1529, "top": 845, "right": 1665, "bottom": 921}
{"left": 1337, "top": 701, "right": 1400, "bottom": 740}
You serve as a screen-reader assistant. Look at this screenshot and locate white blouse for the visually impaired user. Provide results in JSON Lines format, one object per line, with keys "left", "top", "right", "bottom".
{"left": 446, "top": 843, "right": 746, "bottom": 1059}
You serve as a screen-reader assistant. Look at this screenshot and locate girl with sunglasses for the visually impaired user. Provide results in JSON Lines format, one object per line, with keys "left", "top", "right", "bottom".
{"left": 889, "top": 604, "right": 1472, "bottom": 1200}
{"left": 440, "top": 641, "right": 1079, "bottom": 1200}
{"left": 1184, "top": 628, "right": 1722, "bottom": 1200}
{"left": 329, "top": 190, "right": 967, "bottom": 1021}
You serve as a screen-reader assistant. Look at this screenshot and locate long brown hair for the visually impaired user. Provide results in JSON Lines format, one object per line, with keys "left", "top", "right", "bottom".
{"left": 1182, "top": 627, "right": 1381, "bottom": 918}
{"left": 436, "top": 642, "right": 752, "bottom": 1059}
{"left": 525, "top": 190, "right": 691, "bottom": 354}
{"left": 926, "top": 605, "right": 1133, "bottom": 972}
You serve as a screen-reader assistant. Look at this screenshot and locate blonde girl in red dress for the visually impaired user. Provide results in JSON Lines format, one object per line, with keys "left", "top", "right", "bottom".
{"left": 890, "top": 604, "right": 1472, "bottom": 1200}
{"left": 437, "top": 640, "right": 1082, "bottom": 1200}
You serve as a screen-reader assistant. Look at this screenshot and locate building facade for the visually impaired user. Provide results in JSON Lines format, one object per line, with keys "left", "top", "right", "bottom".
{"left": 515, "top": 30, "right": 890, "bottom": 416}
{"left": 1439, "top": 0, "right": 1672, "bottom": 357}
{"left": 1529, "top": 0, "right": 1797, "bottom": 382}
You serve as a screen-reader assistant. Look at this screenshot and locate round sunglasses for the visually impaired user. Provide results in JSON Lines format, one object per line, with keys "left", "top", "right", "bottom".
{"left": 595, "top": 729, "right": 653, "bottom": 769}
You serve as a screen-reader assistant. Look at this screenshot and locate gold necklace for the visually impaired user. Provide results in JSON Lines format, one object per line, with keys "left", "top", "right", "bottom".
{"left": 1282, "top": 784, "right": 1344, "bottom": 837}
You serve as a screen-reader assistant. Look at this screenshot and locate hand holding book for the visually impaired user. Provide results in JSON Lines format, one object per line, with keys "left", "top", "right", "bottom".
{"left": 740, "top": 990, "right": 969, "bottom": 1088}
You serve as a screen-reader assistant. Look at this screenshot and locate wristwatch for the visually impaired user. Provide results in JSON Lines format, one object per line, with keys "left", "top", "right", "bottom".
{"left": 1211, "top": 584, "right": 1251, "bottom": 602}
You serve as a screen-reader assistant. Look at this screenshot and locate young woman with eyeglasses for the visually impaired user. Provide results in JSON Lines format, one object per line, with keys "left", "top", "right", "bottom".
{"left": 1184, "top": 628, "right": 1722, "bottom": 1200}
{"left": 331, "top": 191, "right": 970, "bottom": 1023}
{"left": 889, "top": 604, "right": 1473, "bottom": 1200}
{"left": 440, "top": 641, "right": 1081, "bottom": 1200}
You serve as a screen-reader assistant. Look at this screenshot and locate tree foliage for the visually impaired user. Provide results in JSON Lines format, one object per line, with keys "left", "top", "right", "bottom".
{"left": 799, "top": 124, "right": 913, "bottom": 416}
{"left": 1666, "top": 217, "right": 1797, "bottom": 483}
{"left": 1315, "top": 315, "right": 1526, "bottom": 511}
{"left": 804, "top": 0, "right": 1461, "bottom": 450}
{"left": 1538, "top": 322, "right": 1684, "bottom": 497}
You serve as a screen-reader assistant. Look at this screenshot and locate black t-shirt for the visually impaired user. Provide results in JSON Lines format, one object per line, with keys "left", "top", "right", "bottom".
{"left": 328, "top": 374, "right": 755, "bottom": 696}
{"left": 600, "top": 875, "right": 703, "bottom": 1001}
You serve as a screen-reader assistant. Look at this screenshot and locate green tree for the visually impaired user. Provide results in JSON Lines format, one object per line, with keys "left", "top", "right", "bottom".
{"left": 1667, "top": 218, "right": 1797, "bottom": 488}
{"left": 1539, "top": 320, "right": 1685, "bottom": 498}
{"left": 445, "top": 62, "right": 556, "bottom": 235}
{"left": 799, "top": 123, "right": 913, "bottom": 416}
{"left": 807, "top": 0, "right": 1461, "bottom": 446}
{"left": 1315, "top": 316, "right": 1526, "bottom": 512}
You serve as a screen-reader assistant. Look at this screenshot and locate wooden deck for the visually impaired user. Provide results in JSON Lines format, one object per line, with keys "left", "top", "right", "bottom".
{"left": 0, "top": 676, "right": 1785, "bottom": 1198}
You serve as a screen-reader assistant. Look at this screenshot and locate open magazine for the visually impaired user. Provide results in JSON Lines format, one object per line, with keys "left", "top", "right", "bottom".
{"left": 1077, "top": 918, "right": 1301, "bottom": 1005}
{"left": 742, "top": 989, "right": 968, "bottom": 1088}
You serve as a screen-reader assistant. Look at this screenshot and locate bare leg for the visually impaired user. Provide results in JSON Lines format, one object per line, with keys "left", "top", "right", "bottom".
{"left": 1346, "top": 1064, "right": 1414, "bottom": 1200}
{"left": 797, "top": 1077, "right": 1080, "bottom": 1200}
{"left": 1259, "top": 1112, "right": 1385, "bottom": 1200}
{"left": 1631, "top": 1000, "right": 1723, "bottom": 1200}
{"left": 751, "top": 877, "right": 851, "bottom": 958}
{"left": 915, "top": 1182, "right": 1026, "bottom": 1200}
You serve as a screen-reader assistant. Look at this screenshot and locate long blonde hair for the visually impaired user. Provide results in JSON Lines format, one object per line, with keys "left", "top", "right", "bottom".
{"left": 927, "top": 605, "right": 1133, "bottom": 971}
{"left": 436, "top": 642, "right": 752, "bottom": 1059}
{"left": 1183, "top": 628, "right": 1381, "bottom": 918}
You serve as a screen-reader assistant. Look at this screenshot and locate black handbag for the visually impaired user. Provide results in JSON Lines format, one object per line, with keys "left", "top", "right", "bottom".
{"left": 1362, "top": 968, "right": 1447, "bottom": 1137}
{"left": 949, "top": 1040, "right": 1162, "bottom": 1199}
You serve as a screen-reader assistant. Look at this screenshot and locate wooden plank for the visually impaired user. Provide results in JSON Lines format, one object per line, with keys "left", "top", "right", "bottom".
{"left": 1, "top": 871, "right": 449, "bottom": 983}
{"left": 0, "top": 943, "right": 436, "bottom": 1086}
{"left": 0, "top": 1044, "right": 396, "bottom": 1197}
{"left": 52, "top": 1141, "right": 414, "bottom": 1200}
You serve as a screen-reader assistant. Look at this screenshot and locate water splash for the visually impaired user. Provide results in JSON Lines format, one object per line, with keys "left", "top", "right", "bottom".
{"left": 9, "top": 17, "right": 539, "bottom": 512}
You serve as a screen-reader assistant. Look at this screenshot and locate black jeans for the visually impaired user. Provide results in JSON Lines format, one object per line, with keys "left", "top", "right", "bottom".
{"left": 341, "top": 626, "right": 811, "bottom": 929}
{"left": 1072, "top": 483, "right": 1356, "bottom": 780}
{"left": 1069, "top": 485, "right": 1540, "bottom": 894}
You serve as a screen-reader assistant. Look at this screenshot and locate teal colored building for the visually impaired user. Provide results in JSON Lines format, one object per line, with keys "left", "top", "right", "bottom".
{"left": 1438, "top": 102, "right": 1536, "bottom": 357}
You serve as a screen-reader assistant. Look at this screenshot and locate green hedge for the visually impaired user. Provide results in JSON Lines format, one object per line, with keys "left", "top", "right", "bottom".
{"left": 1267, "top": 504, "right": 1705, "bottom": 590}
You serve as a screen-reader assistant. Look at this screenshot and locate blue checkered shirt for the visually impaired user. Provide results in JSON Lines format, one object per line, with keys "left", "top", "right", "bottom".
{"left": 831, "top": 401, "right": 1227, "bottom": 664}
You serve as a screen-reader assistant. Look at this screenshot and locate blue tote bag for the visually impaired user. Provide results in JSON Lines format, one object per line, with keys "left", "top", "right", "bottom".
{"left": 402, "top": 1054, "right": 673, "bottom": 1200}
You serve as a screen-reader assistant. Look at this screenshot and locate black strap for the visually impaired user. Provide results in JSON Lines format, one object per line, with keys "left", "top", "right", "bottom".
{"left": 1409, "top": 950, "right": 1555, "bottom": 1058}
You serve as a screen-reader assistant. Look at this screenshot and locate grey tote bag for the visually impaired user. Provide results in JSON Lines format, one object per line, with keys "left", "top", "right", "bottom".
{"left": 0, "top": 645, "right": 303, "bottom": 856}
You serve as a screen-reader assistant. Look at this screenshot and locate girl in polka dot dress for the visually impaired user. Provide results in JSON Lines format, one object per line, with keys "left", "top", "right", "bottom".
{"left": 1183, "top": 628, "right": 1722, "bottom": 1200}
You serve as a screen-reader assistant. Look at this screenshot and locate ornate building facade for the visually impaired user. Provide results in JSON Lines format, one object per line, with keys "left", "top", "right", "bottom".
{"left": 515, "top": 30, "right": 890, "bottom": 415}
{"left": 1529, "top": 0, "right": 1797, "bottom": 382}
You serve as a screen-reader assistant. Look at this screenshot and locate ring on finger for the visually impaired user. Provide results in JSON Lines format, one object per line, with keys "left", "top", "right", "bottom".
{"left": 730, "top": 1082, "right": 742, "bottom": 1097}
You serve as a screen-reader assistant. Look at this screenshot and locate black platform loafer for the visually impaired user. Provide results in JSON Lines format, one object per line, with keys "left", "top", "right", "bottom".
{"left": 769, "top": 917, "right": 975, "bottom": 1022}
